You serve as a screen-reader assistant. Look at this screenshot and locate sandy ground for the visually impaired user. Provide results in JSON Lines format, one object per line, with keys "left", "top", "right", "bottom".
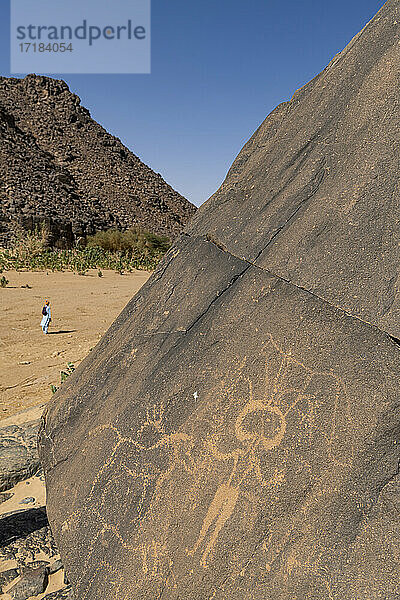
{"left": 0, "top": 473, "right": 46, "bottom": 519}
{"left": 0, "top": 269, "right": 150, "bottom": 597}
{"left": 0, "top": 269, "right": 150, "bottom": 422}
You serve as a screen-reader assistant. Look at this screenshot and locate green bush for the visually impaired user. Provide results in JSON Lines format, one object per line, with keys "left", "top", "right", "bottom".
{"left": 86, "top": 226, "right": 171, "bottom": 255}
{"left": 0, "top": 226, "right": 171, "bottom": 273}
{"left": 50, "top": 362, "right": 75, "bottom": 394}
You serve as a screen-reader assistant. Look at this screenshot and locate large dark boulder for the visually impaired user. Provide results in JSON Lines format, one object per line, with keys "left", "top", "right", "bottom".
{"left": 39, "top": 2, "right": 400, "bottom": 599}
{"left": 8, "top": 565, "right": 49, "bottom": 600}
{"left": 39, "top": 240, "right": 400, "bottom": 599}
{"left": 188, "top": 0, "right": 400, "bottom": 338}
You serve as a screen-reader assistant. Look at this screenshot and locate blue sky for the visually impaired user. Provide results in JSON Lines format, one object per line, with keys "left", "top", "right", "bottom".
{"left": 1, "top": 0, "right": 385, "bottom": 206}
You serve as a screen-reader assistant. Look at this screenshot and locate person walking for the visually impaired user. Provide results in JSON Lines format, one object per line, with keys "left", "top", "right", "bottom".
{"left": 40, "top": 299, "right": 51, "bottom": 334}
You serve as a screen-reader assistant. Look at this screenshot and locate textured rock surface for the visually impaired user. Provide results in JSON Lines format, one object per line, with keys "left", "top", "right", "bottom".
{"left": 43, "top": 586, "right": 75, "bottom": 600}
{"left": 0, "top": 569, "right": 19, "bottom": 589}
{"left": 0, "top": 106, "right": 89, "bottom": 248}
{"left": 0, "top": 506, "right": 49, "bottom": 548}
{"left": 0, "top": 409, "right": 70, "bottom": 599}
{"left": 0, "top": 504, "right": 70, "bottom": 598}
{"left": 39, "top": 2, "right": 400, "bottom": 599}
{"left": 0, "top": 75, "right": 196, "bottom": 246}
{"left": 0, "top": 420, "right": 41, "bottom": 492}
{"left": 187, "top": 0, "right": 400, "bottom": 338}
{"left": 8, "top": 565, "right": 48, "bottom": 600}
{"left": 40, "top": 239, "right": 400, "bottom": 599}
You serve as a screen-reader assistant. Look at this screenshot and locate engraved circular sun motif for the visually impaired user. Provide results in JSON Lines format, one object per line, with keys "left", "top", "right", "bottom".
{"left": 235, "top": 401, "right": 286, "bottom": 452}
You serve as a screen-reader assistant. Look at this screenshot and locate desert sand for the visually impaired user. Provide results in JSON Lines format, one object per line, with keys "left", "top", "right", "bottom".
{"left": 0, "top": 269, "right": 150, "bottom": 598}
{"left": 0, "top": 269, "right": 150, "bottom": 422}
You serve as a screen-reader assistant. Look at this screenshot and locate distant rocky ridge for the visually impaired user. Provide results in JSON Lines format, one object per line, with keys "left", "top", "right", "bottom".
{"left": 0, "top": 75, "right": 196, "bottom": 247}
{"left": 0, "top": 104, "right": 105, "bottom": 248}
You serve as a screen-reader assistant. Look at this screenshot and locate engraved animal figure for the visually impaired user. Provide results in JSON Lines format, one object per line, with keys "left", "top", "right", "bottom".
{"left": 60, "top": 400, "right": 196, "bottom": 597}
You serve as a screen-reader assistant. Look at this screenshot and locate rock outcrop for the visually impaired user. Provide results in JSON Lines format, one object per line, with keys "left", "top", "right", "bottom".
{"left": 0, "top": 419, "right": 41, "bottom": 492}
{"left": 0, "top": 75, "right": 196, "bottom": 246}
{"left": 0, "top": 106, "right": 95, "bottom": 248}
{"left": 39, "top": 2, "right": 400, "bottom": 599}
{"left": 187, "top": 0, "right": 400, "bottom": 337}
{"left": 0, "top": 411, "right": 73, "bottom": 599}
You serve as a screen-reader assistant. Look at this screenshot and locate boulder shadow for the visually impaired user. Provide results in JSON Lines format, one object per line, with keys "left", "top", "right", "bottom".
{"left": 0, "top": 506, "right": 48, "bottom": 546}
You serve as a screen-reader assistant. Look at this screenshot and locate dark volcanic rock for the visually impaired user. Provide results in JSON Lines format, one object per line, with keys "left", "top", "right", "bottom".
{"left": 0, "top": 506, "right": 68, "bottom": 597}
{"left": 0, "top": 568, "right": 19, "bottom": 590}
{"left": 43, "top": 586, "right": 75, "bottom": 600}
{"left": 187, "top": 0, "right": 400, "bottom": 338}
{"left": 39, "top": 241, "right": 400, "bottom": 599}
{"left": 0, "top": 105, "right": 85, "bottom": 248}
{"left": 0, "top": 75, "right": 196, "bottom": 246}
{"left": 8, "top": 565, "right": 48, "bottom": 600}
{"left": 0, "top": 420, "right": 41, "bottom": 492}
{"left": 39, "top": 2, "right": 400, "bottom": 600}
{"left": 0, "top": 507, "right": 49, "bottom": 547}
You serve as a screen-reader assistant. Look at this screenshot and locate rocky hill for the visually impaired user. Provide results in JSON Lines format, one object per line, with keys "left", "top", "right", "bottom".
{"left": 0, "top": 75, "right": 196, "bottom": 246}
{"left": 0, "top": 104, "right": 105, "bottom": 247}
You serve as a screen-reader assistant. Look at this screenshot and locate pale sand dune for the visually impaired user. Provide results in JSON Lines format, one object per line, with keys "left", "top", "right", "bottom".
{"left": 0, "top": 269, "right": 150, "bottom": 422}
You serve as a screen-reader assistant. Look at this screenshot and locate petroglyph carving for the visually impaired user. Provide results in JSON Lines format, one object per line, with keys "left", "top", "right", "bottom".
{"left": 60, "top": 334, "right": 353, "bottom": 596}
{"left": 188, "top": 335, "right": 354, "bottom": 568}
{"left": 59, "top": 401, "right": 196, "bottom": 597}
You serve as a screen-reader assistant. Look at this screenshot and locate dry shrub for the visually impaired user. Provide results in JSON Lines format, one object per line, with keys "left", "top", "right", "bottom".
{"left": 86, "top": 226, "right": 171, "bottom": 255}
{"left": 11, "top": 222, "right": 51, "bottom": 259}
